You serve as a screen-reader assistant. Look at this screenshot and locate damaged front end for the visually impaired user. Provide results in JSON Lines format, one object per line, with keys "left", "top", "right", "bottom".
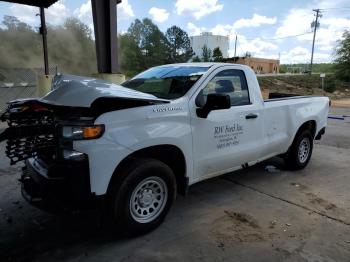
{"left": 0, "top": 74, "right": 170, "bottom": 211}
{"left": 0, "top": 99, "right": 97, "bottom": 211}
{"left": 0, "top": 98, "right": 95, "bottom": 165}
{"left": 1, "top": 99, "right": 56, "bottom": 165}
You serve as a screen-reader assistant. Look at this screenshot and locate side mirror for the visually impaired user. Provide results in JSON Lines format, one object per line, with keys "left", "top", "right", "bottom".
{"left": 196, "top": 93, "right": 231, "bottom": 118}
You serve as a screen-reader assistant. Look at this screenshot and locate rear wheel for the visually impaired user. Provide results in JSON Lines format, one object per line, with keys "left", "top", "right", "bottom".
{"left": 108, "top": 158, "right": 176, "bottom": 234}
{"left": 285, "top": 130, "right": 313, "bottom": 170}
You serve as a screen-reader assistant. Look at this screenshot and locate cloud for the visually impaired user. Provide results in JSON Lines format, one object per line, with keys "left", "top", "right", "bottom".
{"left": 175, "top": 0, "right": 223, "bottom": 20}
{"left": 281, "top": 46, "right": 329, "bottom": 64}
{"left": 210, "top": 24, "right": 236, "bottom": 36}
{"left": 148, "top": 7, "right": 169, "bottom": 23}
{"left": 187, "top": 22, "right": 278, "bottom": 59}
{"left": 187, "top": 13, "right": 277, "bottom": 37}
{"left": 9, "top": 0, "right": 70, "bottom": 25}
{"left": 230, "top": 35, "right": 278, "bottom": 58}
{"left": 8, "top": 0, "right": 134, "bottom": 28}
{"left": 275, "top": 8, "right": 313, "bottom": 38}
{"left": 118, "top": 0, "right": 135, "bottom": 19}
{"left": 275, "top": 6, "right": 350, "bottom": 57}
{"left": 187, "top": 22, "right": 206, "bottom": 36}
{"left": 233, "top": 14, "right": 277, "bottom": 29}
{"left": 187, "top": 22, "right": 235, "bottom": 37}
{"left": 74, "top": 0, "right": 93, "bottom": 30}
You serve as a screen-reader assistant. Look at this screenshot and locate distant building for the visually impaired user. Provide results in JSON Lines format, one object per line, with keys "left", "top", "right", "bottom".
{"left": 190, "top": 32, "right": 229, "bottom": 58}
{"left": 226, "top": 57, "right": 280, "bottom": 74}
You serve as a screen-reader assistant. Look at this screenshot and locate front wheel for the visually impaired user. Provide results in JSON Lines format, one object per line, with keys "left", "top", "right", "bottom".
{"left": 284, "top": 130, "right": 313, "bottom": 170}
{"left": 108, "top": 158, "right": 176, "bottom": 234}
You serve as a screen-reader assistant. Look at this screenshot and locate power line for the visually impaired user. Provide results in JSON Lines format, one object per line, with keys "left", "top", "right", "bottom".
{"left": 318, "top": 7, "right": 350, "bottom": 11}
{"left": 244, "top": 31, "right": 313, "bottom": 41}
{"left": 230, "top": 7, "right": 349, "bottom": 59}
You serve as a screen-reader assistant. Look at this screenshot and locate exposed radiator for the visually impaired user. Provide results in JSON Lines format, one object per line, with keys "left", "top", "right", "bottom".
{"left": 1, "top": 104, "right": 56, "bottom": 165}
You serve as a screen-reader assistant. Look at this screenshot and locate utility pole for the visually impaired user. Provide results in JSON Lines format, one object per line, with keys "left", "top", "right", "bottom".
{"left": 234, "top": 35, "right": 237, "bottom": 59}
{"left": 310, "top": 9, "right": 322, "bottom": 74}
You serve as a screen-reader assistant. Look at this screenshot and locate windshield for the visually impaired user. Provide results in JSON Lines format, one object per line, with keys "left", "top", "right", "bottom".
{"left": 122, "top": 66, "right": 210, "bottom": 99}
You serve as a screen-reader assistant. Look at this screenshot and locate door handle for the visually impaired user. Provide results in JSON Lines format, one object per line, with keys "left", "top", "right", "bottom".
{"left": 246, "top": 113, "right": 258, "bottom": 119}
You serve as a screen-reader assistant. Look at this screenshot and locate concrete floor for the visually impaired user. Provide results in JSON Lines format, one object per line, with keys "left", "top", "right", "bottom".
{"left": 0, "top": 108, "right": 350, "bottom": 262}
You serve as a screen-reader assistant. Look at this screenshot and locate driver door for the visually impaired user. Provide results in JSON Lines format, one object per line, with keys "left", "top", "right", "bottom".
{"left": 190, "top": 68, "right": 263, "bottom": 180}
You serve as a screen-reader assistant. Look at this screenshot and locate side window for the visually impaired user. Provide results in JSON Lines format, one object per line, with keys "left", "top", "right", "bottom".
{"left": 200, "top": 69, "right": 250, "bottom": 106}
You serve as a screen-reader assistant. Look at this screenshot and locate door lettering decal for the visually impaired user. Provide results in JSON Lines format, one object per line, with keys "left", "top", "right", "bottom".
{"left": 214, "top": 124, "right": 243, "bottom": 149}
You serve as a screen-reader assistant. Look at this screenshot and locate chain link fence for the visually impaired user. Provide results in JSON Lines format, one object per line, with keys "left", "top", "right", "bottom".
{"left": 0, "top": 67, "right": 57, "bottom": 113}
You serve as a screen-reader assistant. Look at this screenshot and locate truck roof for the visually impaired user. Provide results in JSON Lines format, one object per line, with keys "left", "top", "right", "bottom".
{"left": 157, "top": 62, "right": 250, "bottom": 70}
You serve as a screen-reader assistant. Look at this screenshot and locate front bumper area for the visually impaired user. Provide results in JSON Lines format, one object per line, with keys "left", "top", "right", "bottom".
{"left": 21, "top": 157, "right": 99, "bottom": 212}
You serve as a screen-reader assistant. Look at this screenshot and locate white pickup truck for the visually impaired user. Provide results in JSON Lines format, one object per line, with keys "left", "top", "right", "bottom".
{"left": 0, "top": 63, "right": 329, "bottom": 233}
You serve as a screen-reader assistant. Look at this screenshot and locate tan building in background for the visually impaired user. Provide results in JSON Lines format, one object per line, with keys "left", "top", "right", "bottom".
{"left": 226, "top": 57, "right": 280, "bottom": 74}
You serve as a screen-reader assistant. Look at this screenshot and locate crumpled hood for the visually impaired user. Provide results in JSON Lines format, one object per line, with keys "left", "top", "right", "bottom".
{"left": 40, "top": 74, "right": 167, "bottom": 107}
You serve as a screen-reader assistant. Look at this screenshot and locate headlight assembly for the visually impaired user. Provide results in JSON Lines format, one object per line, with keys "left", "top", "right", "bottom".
{"left": 62, "top": 124, "right": 104, "bottom": 140}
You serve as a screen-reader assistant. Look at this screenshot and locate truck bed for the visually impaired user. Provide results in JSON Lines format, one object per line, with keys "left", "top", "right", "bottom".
{"left": 265, "top": 92, "right": 316, "bottom": 102}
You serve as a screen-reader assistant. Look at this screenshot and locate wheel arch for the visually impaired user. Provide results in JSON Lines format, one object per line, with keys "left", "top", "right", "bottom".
{"left": 283, "top": 120, "right": 316, "bottom": 156}
{"left": 286, "top": 120, "right": 316, "bottom": 153}
{"left": 295, "top": 120, "right": 317, "bottom": 140}
{"left": 107, "top": 144, "right": 188, "bottom": 196}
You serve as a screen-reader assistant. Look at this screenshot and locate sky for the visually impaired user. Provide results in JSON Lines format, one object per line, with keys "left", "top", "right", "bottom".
{"left": 0, "top": 0, "right": 350, "bottom": 64}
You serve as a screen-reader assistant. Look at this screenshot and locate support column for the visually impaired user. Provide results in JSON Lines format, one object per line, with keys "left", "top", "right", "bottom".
{"left": 37, "top": 74, "right": 53, "bottom": 97}
{"left": 91, "top": 0, "right": 125, "bottom": 84}
{"left": 36, "top": 6, "right": 52, "bottom": 96}
{"left": 39, "top": 6, "right": 49, "bottom": 76}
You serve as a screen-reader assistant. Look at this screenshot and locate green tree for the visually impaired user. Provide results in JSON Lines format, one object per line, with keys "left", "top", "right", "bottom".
{"left": 127, "top": 18, "right": 170, "bottom": 69}
{"left": 0, "top": 16, "right": 42, "bottom": 68}
{"left": 334, "top": 30, "right": 350, "bottom": 82}
{"left": 165, "top": 26, "right": 193, "bottom": 63}
{"left": 212, "top": 47, "right": 223, "bottom": 62}
{"left": 2, "top": 15, "right": 32, "bottom": 31}
{"left": 192, "top": 56, "right": 201, "bottom": 62}
{"left": 119, "top": 33, "right": 143, "bottom": 77}
{"left": 0, "top": 16, "right": 97, "bottom": 75}
{"left": 201, "top": 45, "right": 212, "bottom": 62}
{"left": 47, "top": 17, "right": 96, "bottom": 74}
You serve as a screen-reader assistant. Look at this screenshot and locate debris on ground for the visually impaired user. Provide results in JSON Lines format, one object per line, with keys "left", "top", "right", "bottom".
{"left": 264, "top": 165, "right": 280, "bottom": 173}
{"left": 224, "top": 210, "right": 260, "bottom": 229}
{"left": 269, "top": 220, "right": 277, "bottom": 229}
{"left": 217, "top": 242, "right": 225, "bottom": 250}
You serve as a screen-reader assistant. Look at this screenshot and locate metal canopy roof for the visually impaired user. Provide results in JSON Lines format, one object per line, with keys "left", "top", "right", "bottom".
{"left": 0, "top": 0, "right": 58, "bottom": 8}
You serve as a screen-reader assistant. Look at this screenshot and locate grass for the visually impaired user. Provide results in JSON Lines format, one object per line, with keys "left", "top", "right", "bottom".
{"left": 257, "top": 74, "right": 350, "bottom": 99}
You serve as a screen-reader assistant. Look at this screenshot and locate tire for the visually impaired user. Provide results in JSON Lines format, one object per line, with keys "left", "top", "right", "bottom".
{"left": 108, "top": 158, "right": 176, "bottom": 235}
{"left": 285, "top": 129, "right": 313, "bottom": 170}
